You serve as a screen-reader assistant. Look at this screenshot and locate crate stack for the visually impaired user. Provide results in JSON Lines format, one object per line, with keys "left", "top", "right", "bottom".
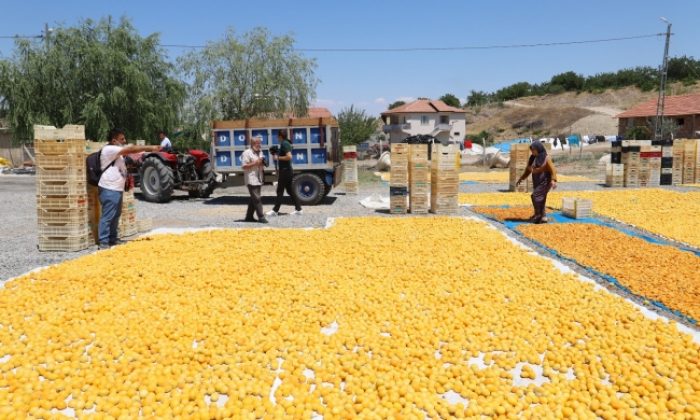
{"left": 610, "top": 140, "right": 622, "bottom": 164}
{"left": 389, "top": 143, "right": 409, "bottom": 214}
{"left": 430, "top": 144, "right": 459, "bottom": 214}
{"left": 34, "top": 125, "right": 90, "bottom": 252}
{"left": 509, "top": 143, "right": 530, "bottom": 192}
{"left": 408, "top": 144, "right": 429, "bottom": 214}
{"left": 639, "top": 144, "right": 661, "bottom": 187}
{"left": 605, "top": 163, "right": 624, "bottom": 187}
{"left": 683, "top": 140, "right": 697, "bottom": 184}
{"left": 696, "top": 141, "right": 700, "bottom": 184}
{"left": 119, "top": 190, "right": 138, "bottom": 238}
{"left": 342, "top": 145, "right": 359, "bottom": 194}
{"left": 660, "top": 141, "right": 674, "bottom": 185}
{"left": 672, "top": 140, "right": 685, "bottom": 185}
{"left": 621, "top": 140, "right": 640, "bottom": 188}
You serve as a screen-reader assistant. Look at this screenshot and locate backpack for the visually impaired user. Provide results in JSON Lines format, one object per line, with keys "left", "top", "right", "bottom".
{"left": 86, "top": 149, "right": 115, "bottom": 186}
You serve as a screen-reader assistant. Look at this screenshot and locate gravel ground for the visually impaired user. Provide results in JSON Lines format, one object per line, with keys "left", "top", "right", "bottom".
{"left": 1, "top": 171, "right": 695, "bottom": 281}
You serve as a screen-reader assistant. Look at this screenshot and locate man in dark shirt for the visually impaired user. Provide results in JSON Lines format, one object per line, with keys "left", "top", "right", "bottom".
{"left": 267, "top": 130, "right": 302, "bottom": 216}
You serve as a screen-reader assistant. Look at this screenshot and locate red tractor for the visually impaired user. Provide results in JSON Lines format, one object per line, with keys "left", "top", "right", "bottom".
{"left": 129, "top": 149, "right": 215, "bottom": 202}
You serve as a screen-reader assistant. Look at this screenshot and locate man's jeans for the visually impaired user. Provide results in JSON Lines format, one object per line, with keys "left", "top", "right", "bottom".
{"left": 98, "top": 187, "right": 123, "bottom": 245}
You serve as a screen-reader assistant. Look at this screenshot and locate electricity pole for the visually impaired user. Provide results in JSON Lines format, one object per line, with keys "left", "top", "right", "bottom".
{"left": 654, "top": 18, "right": 672, "bottom": 140}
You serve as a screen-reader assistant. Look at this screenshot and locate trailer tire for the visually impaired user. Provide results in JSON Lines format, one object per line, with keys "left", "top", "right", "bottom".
{"left": 189, "top": 161, "right": 215, "bottom": 198}
{"left": 292, "top": 172, "right": 324, "bottom": 206}
{"left": 139, "top": 157, "right": 174, "bottom": 203}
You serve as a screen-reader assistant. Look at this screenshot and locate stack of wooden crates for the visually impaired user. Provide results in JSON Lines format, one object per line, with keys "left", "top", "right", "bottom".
{"left": 671, "top": 141, "right": 684, "bottom": 185}
{"left": 639, "top": 144, "right": 661, "bottom": 188}
{"left": 34, "top": 125, "right": 91, "bottom": 252}
{"left": 389, "top": 143, "right": 409, "bottom": 214}
{"left": 622, "top": 141, "right": 641, "bottom": 187}
{"left": 509, "top": 143, "right": 530, "bottom": 192}
{"left": 408, "top": 144, "right": 429, "bottom": 214}
{"left": 342, "top": 145, "right": 359, "bottom": 194}
{"left": 605, "top": 163, "right": 624, "bottom": 187}
{"left": 683, "top": 140, "right": 698, "bottom": 184}
{"left": 430, "top": 144, "right": 459, "bottom": 214}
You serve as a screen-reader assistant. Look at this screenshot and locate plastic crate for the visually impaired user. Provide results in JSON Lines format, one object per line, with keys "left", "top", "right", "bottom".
{"left": 36, "top": 194, "right": 88, "bottom": 210}
{"left": 137, "top": 218, "right": 153, "bottom": 233}
{"left": 119, "top": 224, "right": 138, "bottom": 238}
{"left": 36, "top": 165, "right": 86, "bottom": 181}
{"left": 34, "top": 139, "right": 86, "bottom": 155}
{"left": 37, "top": 208, "right": 88, "bottom": 224}
{"left": 34, "top": 153, "right": 85, "bottom": 168}
{"left": 37, "top": 180, "right": 87, "bottom": 196}
{"left": 38, "top": 223, "right": 90, "bottom": 237}
{"left": 38, "top": 234, "right": 91, "bottom": 252}
{"left": 562, "top": 198, "right": 593, "bottom": 219}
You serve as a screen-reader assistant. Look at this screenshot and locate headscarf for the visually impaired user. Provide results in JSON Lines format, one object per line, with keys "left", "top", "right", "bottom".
{"left": 529, "top": 141, "right": 548, "bottom": 167}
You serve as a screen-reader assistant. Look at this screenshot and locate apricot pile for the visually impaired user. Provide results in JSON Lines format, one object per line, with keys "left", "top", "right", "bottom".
{"left": 461, "top": 189, "right": 700, "bottom": 248}
{"left": 519, "top": 223, "right": 700, "bottom": 321}
{"left": 0, "top": 218, "right": 698, "bottom": 418}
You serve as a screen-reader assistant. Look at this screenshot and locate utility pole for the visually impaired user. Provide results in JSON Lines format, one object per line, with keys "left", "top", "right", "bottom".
{"left": 654, "top": 18, "right": 672, "bottom": 141}
{"left": 43, "top": 23, "right": 51, "bottom": 50}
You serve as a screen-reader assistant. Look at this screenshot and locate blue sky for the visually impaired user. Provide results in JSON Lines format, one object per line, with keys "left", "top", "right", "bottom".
{"left": 1, "top": 0, "right": 699, "bottom": 116}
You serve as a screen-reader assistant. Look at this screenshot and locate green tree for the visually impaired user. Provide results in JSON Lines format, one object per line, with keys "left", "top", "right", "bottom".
{"left": 439, "top": 93, "right": 461, "bottom": 108}
{"left": 388, "top": 100, "right": 405, "bottom": 110}
{"left": 466, "top": 90, "right": 490, "bottom": 107}
{"left": 549, "top": 71, "right": 585, "bottom": 92}
{"left": 0, "top": 17, "right": 184, "bottom": 142}
{"left": 179, "top": 28, "right": 318, "bottom": 142}
{"left": 337, "top": 105, "right": 377, "bottom": 146}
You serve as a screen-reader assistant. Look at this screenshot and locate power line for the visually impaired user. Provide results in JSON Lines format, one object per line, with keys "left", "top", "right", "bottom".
{"left": 0, "top": 35, "right": 42, "bottom": 39}
{"left": 160, "top": 33, "right": 663, "bottom": 51}
{"left": 1, "top": 32, "right": 664, "bottom": 52}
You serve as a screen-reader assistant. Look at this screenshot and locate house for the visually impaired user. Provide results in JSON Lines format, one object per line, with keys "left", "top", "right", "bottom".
{"left": 617, "top": 93, "right": 700, "bottom": 138}
{"left": 381, "top": 99, "right": 466, "bottom": 145}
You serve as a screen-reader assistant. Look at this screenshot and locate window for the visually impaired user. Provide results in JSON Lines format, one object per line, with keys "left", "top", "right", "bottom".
{"left": 677, "top": 118, "right": 685, "bottom": 126}
{"left": 401, "top": 116, "right": 406, "bottom": 124}
{"left": 421, "top": 116, "right": 429, "bottom": 125}
{"left": 440, "top": 115, "right": 449, "bottom": 125}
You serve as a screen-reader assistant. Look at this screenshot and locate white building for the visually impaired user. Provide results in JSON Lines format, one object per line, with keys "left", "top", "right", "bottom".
{"left": 381, "top": 99, "right": 466, "bottom": 145}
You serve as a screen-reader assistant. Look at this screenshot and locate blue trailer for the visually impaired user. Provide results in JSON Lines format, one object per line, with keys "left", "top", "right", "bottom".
{"left": 211, "top": 117, "right": 342, "bottom": 205}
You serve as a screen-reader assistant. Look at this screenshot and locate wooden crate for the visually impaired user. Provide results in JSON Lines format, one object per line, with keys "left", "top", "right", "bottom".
{"left": 562, "top": 198, "right": 592, "bottom": 219}
{"left": 38, "top": 222, "right": 90, "bottom": 237}
{"left": 34, "top": 124, "right": 85, "bottom": 141}
{"left": 37, "top": 180, "right": 87, "bottom": 196}
{"left": 36, "top": 165, "right": 86, "bottom": 181}
{"left": 38, "top": 234, "right": 91, "bottom": 252}
{"left": 34, "top": 138, "right": 86, "bottom": 155}
{"left": 37, "top": 194, "right": 88, "bottom": 210}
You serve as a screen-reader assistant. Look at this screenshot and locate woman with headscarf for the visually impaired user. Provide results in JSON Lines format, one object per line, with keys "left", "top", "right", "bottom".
{"left": 516, "top": 141, "right": 557, "bottom": 223}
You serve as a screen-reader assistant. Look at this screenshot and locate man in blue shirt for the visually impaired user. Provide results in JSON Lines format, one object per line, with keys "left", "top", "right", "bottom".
{"left": 267, "top": 130, "right": 302, "bottom": 216}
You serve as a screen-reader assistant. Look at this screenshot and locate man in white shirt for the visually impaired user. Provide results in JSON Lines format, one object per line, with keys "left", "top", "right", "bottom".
{"left": 98, "top": 128, "right": 159, "bottom": 249}
{"left": 240, "top": 136, "right": 268, "bottom": 223}
{"left": 158, "top": 130, "right": 172, "bottom": 152}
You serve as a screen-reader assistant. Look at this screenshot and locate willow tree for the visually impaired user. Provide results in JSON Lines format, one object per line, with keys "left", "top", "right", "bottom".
{"left": 179, "top": 28, "right": 318, "bottom": 141}
{"left": 0, "top": 17, "right": 184, "bottom": 142}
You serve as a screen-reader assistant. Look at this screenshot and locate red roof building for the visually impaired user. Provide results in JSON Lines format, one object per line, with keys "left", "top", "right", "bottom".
{"left": 617, "top": 93, "right": 700, "bottom": 138}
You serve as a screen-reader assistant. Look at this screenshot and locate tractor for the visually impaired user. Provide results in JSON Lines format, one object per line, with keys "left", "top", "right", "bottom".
{"left": 128, "top": 148, "right": 215, "bottom": 202}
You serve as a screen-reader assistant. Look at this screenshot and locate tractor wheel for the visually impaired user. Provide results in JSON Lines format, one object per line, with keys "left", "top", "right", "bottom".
{"left": 139, "top": 157, "right": 174, "bottom": 203}
{"left": 292, "top": 173, "right": 324, "bottom": 206}
{"left": 189, "top": 161, "right": 215, "bottom": 199}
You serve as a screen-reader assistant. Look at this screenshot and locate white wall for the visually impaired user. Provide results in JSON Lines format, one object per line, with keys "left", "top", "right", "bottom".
{"left": 388, "top": 113, "right": 466, "bottom": 145}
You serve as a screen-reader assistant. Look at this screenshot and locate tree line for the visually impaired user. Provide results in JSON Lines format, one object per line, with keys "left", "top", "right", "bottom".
{"left": 0, "top": 17, "right": 317, "bottom": 147}
{"left": 466, "top": 56, "right": 700, "bottom": 106}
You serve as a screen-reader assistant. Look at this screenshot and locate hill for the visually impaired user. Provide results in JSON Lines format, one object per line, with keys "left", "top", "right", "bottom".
{"left": 465, "top": 82, "right": 700, "bottom": 140}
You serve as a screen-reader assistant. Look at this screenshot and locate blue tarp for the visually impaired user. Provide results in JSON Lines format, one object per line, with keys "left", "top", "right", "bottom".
{"left": 491, "top": 138, "right": 530, "bottom": 153}
{"left": 477, "top": 208, "right": 699, "bottom": 325}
